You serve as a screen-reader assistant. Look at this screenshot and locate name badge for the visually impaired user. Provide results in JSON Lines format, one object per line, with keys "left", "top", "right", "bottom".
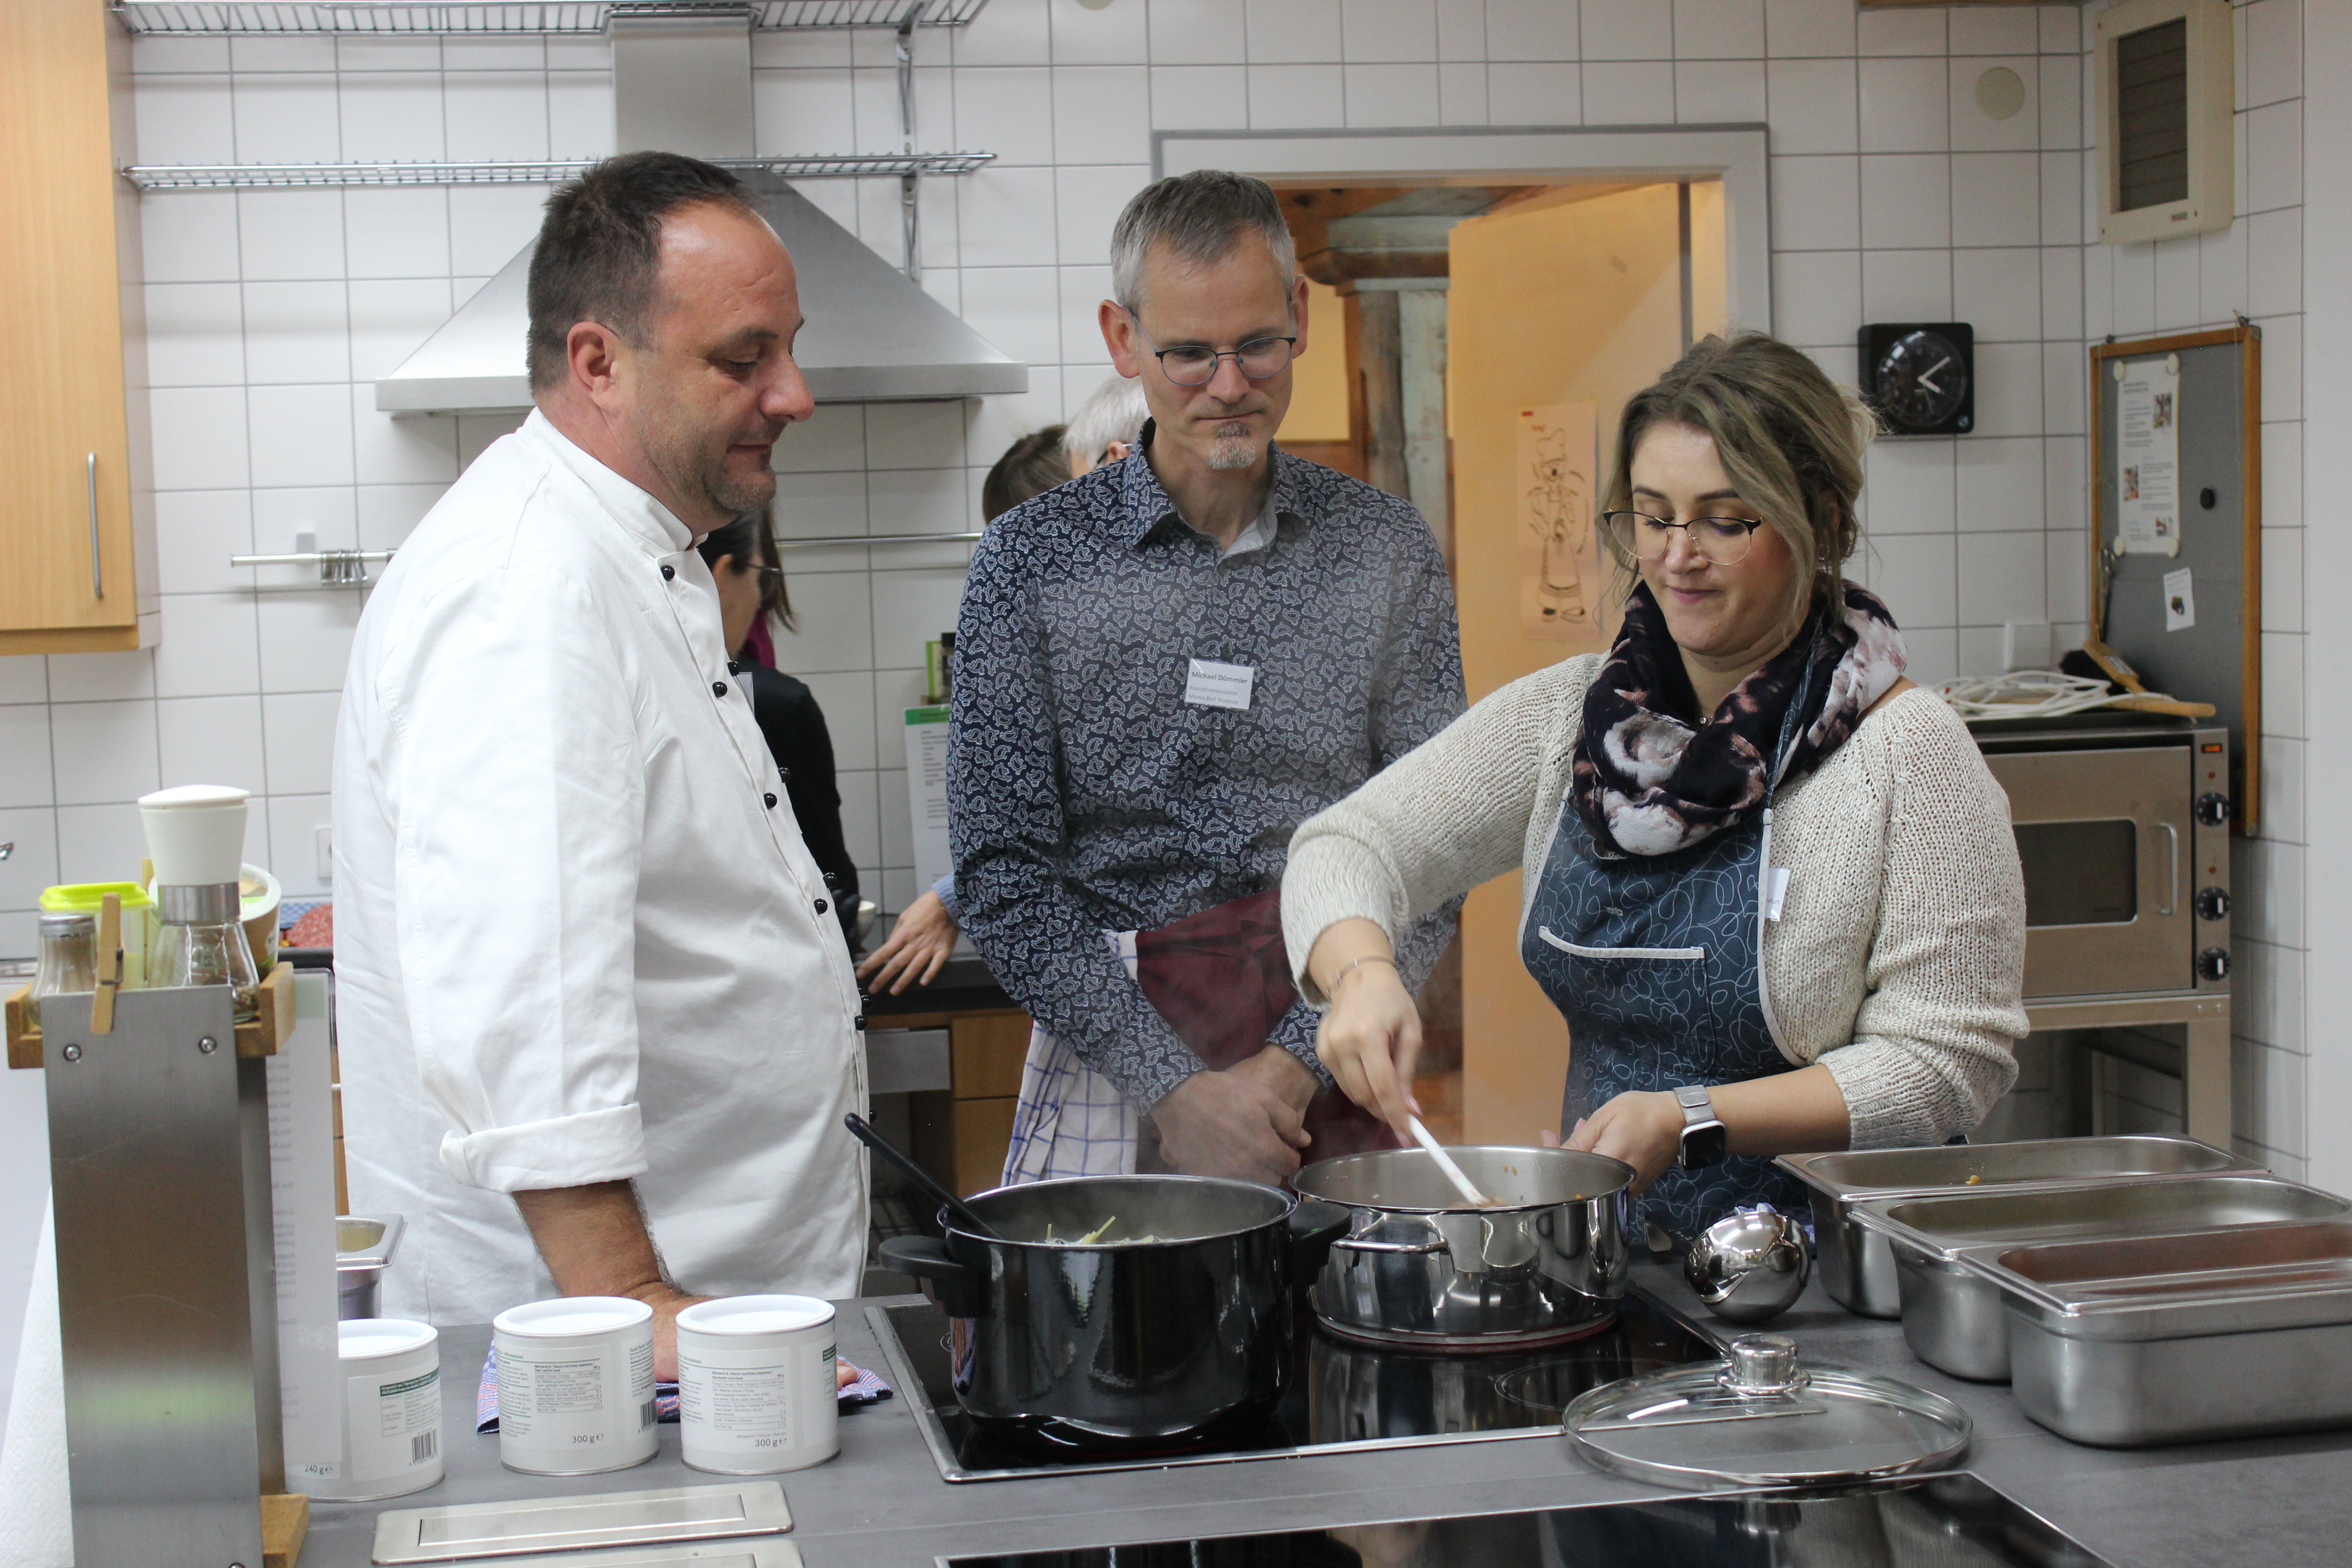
{"left": 1184, "top": 657, "right": 1255, "bottom": 710}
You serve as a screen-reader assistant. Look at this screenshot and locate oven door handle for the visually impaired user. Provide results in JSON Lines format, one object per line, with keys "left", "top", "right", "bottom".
{"left": 2152, "top": 821, "right": 2180, "bottom": 917}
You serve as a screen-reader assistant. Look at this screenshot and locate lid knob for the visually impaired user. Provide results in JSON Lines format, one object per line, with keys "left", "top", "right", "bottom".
{"left": 1721, "top": 1333, "right": 1807, "bottom": 1396}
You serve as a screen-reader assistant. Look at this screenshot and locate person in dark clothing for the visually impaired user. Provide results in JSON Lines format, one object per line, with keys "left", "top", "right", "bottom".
{"left": 858, "top": 423, "right": 1074, "bottom": 993}
{"left": 700, "top": 510, "right": 860, "bottom": 941}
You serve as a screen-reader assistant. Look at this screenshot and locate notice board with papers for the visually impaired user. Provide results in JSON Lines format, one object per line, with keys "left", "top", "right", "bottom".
{"left": 2091, "top": 323, "right": 2261, "bottom": 830}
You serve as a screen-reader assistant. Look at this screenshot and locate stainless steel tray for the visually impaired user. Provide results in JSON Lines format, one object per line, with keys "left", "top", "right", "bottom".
{"left": 1776, "top": 1137, "right": 2262, "bottom": 1319}
{"left": 1852, "top": 1175, "right": 2347, "bottom": 1382}
{"left": 1948, "top": 1219, "right": 2352, "bottom": 1446}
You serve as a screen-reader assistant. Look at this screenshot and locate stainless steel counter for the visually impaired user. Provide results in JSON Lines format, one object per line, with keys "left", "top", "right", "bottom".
{"left": 295, "top": 1258, "right": 2352, "bottom": 1567}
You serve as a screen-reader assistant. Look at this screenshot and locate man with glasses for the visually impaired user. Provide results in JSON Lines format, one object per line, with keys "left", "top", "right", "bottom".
{"left": 948, "top": 170, "right": 1464, "bottom": 1186}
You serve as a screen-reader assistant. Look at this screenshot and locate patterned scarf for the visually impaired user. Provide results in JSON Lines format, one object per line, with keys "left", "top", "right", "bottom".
{"left": 1571, "top": 580, "right": 1907, "bottom": 858}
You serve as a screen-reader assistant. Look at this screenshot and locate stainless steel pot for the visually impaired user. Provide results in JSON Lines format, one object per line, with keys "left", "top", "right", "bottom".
{"left": 879, "top": 1175, "right": 1345, "bottom": 1447}
{"left": 1294, "top": 1146, "right": 1635, "bottom": 1351}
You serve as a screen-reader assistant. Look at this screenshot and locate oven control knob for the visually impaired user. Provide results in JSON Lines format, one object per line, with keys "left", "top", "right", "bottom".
{"left": 2198, "top": 946, "right": 2232, "bottom": 983}
{"left": 2195, "top": 886, "right": 2230, "bottom": 921}
{"left": 2195, "top": 792, "right": 2232, "bottom": 827}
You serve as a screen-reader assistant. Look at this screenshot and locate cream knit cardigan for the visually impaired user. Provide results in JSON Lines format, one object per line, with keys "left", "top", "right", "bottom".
{"left": 1281, "top": 653, "right": 2028, "bottom": 1151}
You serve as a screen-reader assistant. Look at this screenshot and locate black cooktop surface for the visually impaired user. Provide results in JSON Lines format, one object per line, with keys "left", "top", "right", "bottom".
{"left": 867, "top": 1287, "right": 1723, "bottom": 1483}
{"left": 939, "top": 1474, "right": 2111, "bottom": 1567}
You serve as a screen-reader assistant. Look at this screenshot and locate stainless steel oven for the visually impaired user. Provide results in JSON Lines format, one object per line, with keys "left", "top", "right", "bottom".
{"left": 1971, "top": 719, "right": 2231, "bottom": 1002}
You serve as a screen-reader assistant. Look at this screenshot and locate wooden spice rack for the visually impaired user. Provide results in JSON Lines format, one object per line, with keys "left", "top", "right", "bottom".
{"left": 5, "top": 960, "right": 296, "bottom": 1069}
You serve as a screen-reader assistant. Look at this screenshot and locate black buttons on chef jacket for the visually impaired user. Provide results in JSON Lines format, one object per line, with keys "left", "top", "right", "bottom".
{"left": 712, "top": 681, "right": 728, "bottom": 698}
{"left": 661, "top": 564, "right": 676, "bottom": 580}
{"left": 764, "top": 793, "right": 778, "bottom": 809}
{"left": 814, "top": 898, "right": 829, "bottom": 915}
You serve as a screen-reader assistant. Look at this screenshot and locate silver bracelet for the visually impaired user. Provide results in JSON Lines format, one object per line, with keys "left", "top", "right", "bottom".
{"left": 1327, "top": 954, "right": 1398, "bottom": 992}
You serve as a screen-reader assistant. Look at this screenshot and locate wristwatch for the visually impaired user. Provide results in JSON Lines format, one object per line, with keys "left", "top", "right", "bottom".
{"left": 1674, "top": 1084, "right": 1729, "bottom": 1169}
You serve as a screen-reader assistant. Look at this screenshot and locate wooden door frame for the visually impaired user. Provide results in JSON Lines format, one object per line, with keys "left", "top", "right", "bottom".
{"left": 1155, "top": 126, "right": 1773, "bottom": 337}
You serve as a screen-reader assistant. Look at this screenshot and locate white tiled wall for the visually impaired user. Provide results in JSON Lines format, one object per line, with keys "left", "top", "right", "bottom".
{"left": 0, "top": 1, "right": 2308, "bottom": 1178}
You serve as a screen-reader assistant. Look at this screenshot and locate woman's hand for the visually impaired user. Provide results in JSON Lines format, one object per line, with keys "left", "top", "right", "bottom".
{"left": 1316, "top": 965, "right": 1423, "bottom": 1134}
{"left": 1306, "top": 921, "right": 1423, "bottom": 1134}
{"left": 1561, "top": 1090, "right": 1686, "bottom": 1192}
{"left": 856, "top": 891, "right": 958, "bottom": 994}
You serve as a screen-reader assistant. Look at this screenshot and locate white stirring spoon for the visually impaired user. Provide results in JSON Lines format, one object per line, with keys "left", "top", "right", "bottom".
{"left": 1407, "top": 1116, "right": 1491, "bottom": 1207}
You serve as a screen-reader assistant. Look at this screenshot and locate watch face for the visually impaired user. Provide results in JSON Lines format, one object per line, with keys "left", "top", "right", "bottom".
{"left": 1680, "top": 1122, "right": 1730, "bottom": 1170}
{"left": 1874, "top": 329, "right": 1970, "bottom": 429}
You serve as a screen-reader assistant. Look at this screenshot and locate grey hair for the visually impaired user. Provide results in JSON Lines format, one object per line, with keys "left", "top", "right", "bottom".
{"left": 1108, "top": 170, "right": 1298, "bottom": 318}
{"left": 1062, "top": 374, "right": 1149, "bottom": 468}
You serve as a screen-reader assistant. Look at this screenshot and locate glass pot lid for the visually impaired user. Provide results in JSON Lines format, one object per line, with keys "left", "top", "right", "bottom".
{"left": 1561, "top": 1333, "right": 1971, "bottom": 1489}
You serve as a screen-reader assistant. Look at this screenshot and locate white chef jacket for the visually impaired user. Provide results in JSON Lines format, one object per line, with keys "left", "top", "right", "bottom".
{"left": 332, "top": 410, "right": 868, "bottom": 1327}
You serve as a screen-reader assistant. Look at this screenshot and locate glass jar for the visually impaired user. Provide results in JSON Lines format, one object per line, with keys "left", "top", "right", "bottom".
{"left": 149, "top": 882, "right": 262, "bottom": 1022}
{"left": 28, "top": 911, "right": 98, "bottom": 1029}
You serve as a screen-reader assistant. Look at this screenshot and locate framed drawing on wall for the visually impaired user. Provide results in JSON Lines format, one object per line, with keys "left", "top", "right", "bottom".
{"left": 2088, "top": 323, "right": 2262, "bottom": 831}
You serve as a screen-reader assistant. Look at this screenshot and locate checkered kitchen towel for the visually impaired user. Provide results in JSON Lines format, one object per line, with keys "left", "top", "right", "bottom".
{"left": 1000, "top": 932, "right": 1143, "bottom": 1184}
{"left": 475, "top": 1350, "right": 891, "bottom": 1433}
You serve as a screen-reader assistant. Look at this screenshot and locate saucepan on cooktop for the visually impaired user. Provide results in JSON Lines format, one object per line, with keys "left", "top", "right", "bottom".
{"left": 881, "top": 1174, "right": 1346, "bottom": 1449}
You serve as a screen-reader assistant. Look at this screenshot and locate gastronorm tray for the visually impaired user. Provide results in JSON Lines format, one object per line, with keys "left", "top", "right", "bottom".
{"left": 1776, "top": 1136, "right": 2262, "bottom": 1318}
{"left": 1851, "top": 1174, "right": 2348, "bottom": 1381}
{"left": 1948, "top": 1218, "right": 2352, "bottom": 1446}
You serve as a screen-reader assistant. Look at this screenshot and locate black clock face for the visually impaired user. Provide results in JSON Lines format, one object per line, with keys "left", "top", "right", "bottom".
{"left": 1875, "top": 330, "right": 1969, "bottom": 428}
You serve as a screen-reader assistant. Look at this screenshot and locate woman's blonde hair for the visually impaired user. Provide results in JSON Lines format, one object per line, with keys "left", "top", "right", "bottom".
{"left": 1601, "top": 333, "right": 1877, "bottom": 612}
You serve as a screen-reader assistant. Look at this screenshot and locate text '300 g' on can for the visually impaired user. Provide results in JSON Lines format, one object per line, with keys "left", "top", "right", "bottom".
{"left": 491, "top": 1296, "right": 658, "bottom": 1476}
{"left": 676, "top": 1294, "right": 840, "bottom": 1475}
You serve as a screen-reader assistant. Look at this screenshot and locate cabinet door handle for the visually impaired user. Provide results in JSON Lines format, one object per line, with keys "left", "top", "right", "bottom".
{"left": 86, "top": 452, "right": 103, "bottom": 600}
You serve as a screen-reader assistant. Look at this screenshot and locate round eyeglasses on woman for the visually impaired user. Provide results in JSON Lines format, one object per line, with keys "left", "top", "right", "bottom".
{"left": 1602, "top": 510, "right": 1769, "bottom": 567}
{"left": 1147, "top": 335, "right": 1298, "bottom": 387}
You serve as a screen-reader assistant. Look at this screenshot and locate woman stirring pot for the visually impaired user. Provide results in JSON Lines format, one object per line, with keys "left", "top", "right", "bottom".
{"left": 1283, "top": 334, "right": 2027, "bottom": 1237}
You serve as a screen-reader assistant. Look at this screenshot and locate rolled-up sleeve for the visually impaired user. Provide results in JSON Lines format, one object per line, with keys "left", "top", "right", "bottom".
{"left": 375, "top": 562, "right": 651, "bottom": 1193}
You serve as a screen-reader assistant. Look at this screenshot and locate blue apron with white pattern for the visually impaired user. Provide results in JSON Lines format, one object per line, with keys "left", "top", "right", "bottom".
{"left": 1519, "top": 782, "right": 1813, "bottom": 1241}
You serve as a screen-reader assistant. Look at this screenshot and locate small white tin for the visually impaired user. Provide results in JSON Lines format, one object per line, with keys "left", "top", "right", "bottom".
{"left": 676, "top": 1295, "right": 839, "bottom": 1475}
{"left": 490, "top": 1296, "right": 658, "bottom": 1476}
{"left": 319, "top": 1318, "right": 442, "bottom": 1502}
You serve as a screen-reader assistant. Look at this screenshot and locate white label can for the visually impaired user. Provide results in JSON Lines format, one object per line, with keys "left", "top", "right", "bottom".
{"left": 676, "top": 1295, "right": 839, "bottom": 1475}
{"left": 317, "top": 1318, "right": 442, "bottom": 1502}
{"left": 490, "top": 1296, "right": 658, "bottom": 1476}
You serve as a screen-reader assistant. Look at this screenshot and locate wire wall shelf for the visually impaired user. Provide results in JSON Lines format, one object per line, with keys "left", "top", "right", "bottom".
{"left": 113, "top": 0, "right": 988, "bottom": 35}
{"left": 122, "top": 151, "right": 992, "bottom": 190}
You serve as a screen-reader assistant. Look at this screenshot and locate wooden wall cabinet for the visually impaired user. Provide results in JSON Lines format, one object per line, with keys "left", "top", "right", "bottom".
{"left": 0, "top": 0, "right": 153, "bottom": 656}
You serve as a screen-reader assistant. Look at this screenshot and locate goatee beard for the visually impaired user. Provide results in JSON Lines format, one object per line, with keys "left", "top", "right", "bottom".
{"left": 1207, "top": 434, "right": 1260, "bottom": 470}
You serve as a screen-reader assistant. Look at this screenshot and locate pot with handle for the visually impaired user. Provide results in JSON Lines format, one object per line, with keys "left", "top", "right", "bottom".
{"left": 1295, "top": 1146, "right": 1637, "bottom": 1351}
{"left": 880, "top": 1175, "right": 1348, "bottom": 1447}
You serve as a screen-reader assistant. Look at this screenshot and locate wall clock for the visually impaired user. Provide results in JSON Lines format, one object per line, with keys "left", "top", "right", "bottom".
{"left": 1859, "top": 323, "right": 1975, "bottom": 436}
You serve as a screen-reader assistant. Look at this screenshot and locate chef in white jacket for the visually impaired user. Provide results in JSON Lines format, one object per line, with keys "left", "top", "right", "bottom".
{"left": 333, "top": 152, "right": 865, "bottom": 1375}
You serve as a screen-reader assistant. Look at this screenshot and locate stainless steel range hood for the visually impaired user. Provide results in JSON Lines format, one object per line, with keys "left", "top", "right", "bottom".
{"left": 374, "top": 13, "right": 1024, "bottom": 413}
{"left": 374, "top": 181, "right": 1025, "bottom": 412}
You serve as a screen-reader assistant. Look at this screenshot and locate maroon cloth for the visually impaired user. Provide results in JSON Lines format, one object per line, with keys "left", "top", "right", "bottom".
{"left": 1133, "top": 888, "right": 1403, "bottom": 1169}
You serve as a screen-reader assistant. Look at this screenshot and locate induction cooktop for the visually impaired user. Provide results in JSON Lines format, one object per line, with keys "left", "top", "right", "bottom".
{"left": 937, "top": 1474, "right": 2113, "bottom": 1567}
{"left": 866, "top": 1284, "right": 1723, "bottom": 1483}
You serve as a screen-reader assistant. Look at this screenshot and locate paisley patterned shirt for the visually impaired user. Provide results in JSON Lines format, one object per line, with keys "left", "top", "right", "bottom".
{"left": 949, "top": 434, "right": 1466, "bottom": 1108}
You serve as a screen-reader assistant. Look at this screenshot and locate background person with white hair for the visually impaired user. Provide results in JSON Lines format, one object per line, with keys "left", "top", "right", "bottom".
{"left": 948, "top": 170, "right": 1465, "bottom": 1186}
{"left": 1063, "top": 373, "right": 1148, "bottom": 476}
